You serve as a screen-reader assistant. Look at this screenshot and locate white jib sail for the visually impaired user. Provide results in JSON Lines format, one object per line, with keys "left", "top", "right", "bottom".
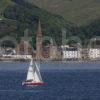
{"left": 34, "top": 61, "right": 43, "bottom": 82}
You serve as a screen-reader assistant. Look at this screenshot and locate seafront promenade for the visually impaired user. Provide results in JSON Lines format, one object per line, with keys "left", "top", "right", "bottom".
{"left": 0, "top": 57, "right": 29, "bottom": 62}
{"left": 0, "top": 55, "right": 100, "bottom": 63}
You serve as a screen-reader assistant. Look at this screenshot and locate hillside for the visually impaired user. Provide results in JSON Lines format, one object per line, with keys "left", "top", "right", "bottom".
{"left": 0, "top": 0, "right": 78, "bottom": 47}
{"left": 0, "top": 0, "right": 12, "bottom": 17}
{"left": 0, "top": 0, "right": 100, "bottom": 47}
{"left": 26, "top": 0, "right": 100, "bottom": 26}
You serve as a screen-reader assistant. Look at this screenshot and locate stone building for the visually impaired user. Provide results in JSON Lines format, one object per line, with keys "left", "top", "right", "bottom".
{"left": 88, "top": 48, "right": 100, "bottom": 60}
{"left": 61, "top": 45, "right": 81, "bottom": 60}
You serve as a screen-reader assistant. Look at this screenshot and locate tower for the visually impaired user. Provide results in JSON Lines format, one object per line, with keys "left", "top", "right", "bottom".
{"left": 36, "top": 20, "right": 43, "bottom": 60}
{"left": 50, "top": 38, "right": 57, "bottom": 59}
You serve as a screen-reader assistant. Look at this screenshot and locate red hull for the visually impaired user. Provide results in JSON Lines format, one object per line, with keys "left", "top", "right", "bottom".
{"left": 22, "top": 82, "right": 44, "bottom": 86}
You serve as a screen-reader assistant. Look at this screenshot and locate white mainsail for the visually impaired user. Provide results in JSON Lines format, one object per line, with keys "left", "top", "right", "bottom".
{"left": 26, "top": 59, "right": 43, "bottom": 83}
{"left": 26, "top": 59, "right": 34, "bottom": 81}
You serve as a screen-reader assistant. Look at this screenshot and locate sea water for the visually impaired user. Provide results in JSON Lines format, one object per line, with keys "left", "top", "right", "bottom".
{"left": 0, "top": 61, "right": 100, "bottom": 100}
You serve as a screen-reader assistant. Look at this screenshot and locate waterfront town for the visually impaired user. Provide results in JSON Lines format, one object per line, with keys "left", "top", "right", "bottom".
{"left": 0, "top": 20, "right": 100, "bottom": 62}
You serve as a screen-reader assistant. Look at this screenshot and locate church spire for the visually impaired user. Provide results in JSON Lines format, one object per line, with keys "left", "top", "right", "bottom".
{"left": 37, "top": 19, "right": 42, "bottom": 37}
{"left": 36, "top": 19, "right": 43, "bottom": 60}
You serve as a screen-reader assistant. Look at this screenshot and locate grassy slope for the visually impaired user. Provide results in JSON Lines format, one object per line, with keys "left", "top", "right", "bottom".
{"left": 0, "top": 0, "right": 18, "bottom": 38}
{"left": 0, "top": 0, "right": 78, "bottom": 46}
{"left": 26, "top": 0, "right": 100, "bottom": 26}
{"left": 0, "top": 0, "right": 100, "bottom": 47}
{"left": 0, "top": 0, "right": 12, "bottom": 17}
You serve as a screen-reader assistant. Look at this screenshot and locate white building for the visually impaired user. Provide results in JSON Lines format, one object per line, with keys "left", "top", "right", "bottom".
{"left": 89, "top": 48, "right": 100, "bottom": 59}
{"left": 61, "top": 45, "right": 81, "bottom": 60}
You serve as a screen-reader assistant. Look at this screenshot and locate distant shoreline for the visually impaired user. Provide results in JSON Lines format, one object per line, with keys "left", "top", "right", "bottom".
{"left": 0, "top": 57, "right": 100, "bottom": 64}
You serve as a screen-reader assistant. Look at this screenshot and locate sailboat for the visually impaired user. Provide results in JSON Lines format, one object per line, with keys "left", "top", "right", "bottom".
{"left": 22, "top": 58, "right": 44, "bottom": 86}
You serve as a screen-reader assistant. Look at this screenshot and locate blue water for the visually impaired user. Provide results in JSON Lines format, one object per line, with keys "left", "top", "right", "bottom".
{"left": 0, "top": 62, "right": 100, "bottom": 100}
